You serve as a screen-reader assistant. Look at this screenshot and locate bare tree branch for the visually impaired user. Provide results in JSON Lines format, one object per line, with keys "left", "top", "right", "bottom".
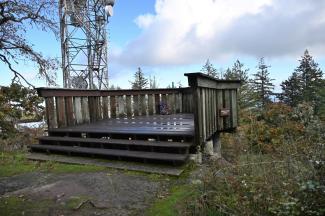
{"left": 0, "top": 53, "right": 35, "bottom": 87}
{"left": 0, "top": 0, "right": 59, "bottom": 87}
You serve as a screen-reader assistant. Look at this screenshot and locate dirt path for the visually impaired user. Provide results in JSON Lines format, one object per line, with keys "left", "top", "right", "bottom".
{"left": 0, "top": 170, "right": 169, "bottom": 216}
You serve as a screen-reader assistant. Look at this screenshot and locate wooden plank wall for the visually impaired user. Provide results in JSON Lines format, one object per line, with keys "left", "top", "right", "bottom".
{"left": 185, "top": 73, "right": 240, "bottom": 146}
{"left": 41, "top": 89, "right": 191, "bottom": 129}
{"left": 195, "top": 88, "right": 238, "bottom": 142}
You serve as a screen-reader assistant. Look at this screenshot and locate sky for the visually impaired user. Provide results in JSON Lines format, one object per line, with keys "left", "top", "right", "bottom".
{"left": 1, "top": 0, "right": 325, "bottom": 92}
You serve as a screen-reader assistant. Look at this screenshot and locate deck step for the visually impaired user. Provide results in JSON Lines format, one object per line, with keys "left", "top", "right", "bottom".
{"left": 48, "top": 127, "right": 194, "bottom": 137}
{"left": 39, "top": 136, "right": 192, "bottom": 154}
{"left": 29, "top": 144, "right": 188, "bottom": 164}
{"left": 39, "top": 136, "right": 193, "bottom": 148}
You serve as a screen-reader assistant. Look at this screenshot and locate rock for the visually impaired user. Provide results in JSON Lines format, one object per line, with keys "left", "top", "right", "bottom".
{"left": 191, "top": 179, "right": 202, "bottom": 185}
{"left": 203, "top": 140, "right": 214, "bottom": 156}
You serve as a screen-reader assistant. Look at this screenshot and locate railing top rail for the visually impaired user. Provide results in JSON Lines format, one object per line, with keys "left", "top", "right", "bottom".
{"left": 185, "top": 72, "right": 241, "bottom": 89}
{"left": 37, "top": 87, "right": 191, "bottom": 97}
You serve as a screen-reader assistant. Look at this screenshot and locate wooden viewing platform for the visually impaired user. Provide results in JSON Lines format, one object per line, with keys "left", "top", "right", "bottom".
{"left": 29, "top": 73, "right": 240, "bottom": 166}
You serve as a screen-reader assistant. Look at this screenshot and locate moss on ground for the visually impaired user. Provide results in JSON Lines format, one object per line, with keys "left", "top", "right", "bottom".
{"left": 0, "top": 196, "right": 54, "bottom": 216}
{"left": 0, "top": 152, "right": 107, "bottom": 177}
{"left": 146, "top": 184, "right": 197, "bottom": 216}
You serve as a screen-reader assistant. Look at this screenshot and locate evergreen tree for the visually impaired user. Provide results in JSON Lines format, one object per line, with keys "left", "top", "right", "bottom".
{"left": 201, "top": 59, "right": 219, "bottom": 78}
{"left": 295, "top": 50, "right": 323, "bottom": 104}
{"left": 130, "top": 67, "right": 148, "bottom": 90}
{"left": 279, "top": 72, "right": 303, "bottom": 107}
{"left": 223, "top": 68, "right": 232, "bottom": 79}
{"left": 149, "top": 76, "right": 159, "bottom": 89}
{"left": 109, "top": 84, "right": 121, "bottom": 90}
{"left": 280, "top": 50, "right": 324, "bottom": 111}
{"left": 318, "top": 80, "right": 325, "bottom": 121}
{"left": 224, "top": 60, "right": 249, "bottom": 80}
{"left": 252, "top": 58, "right": 274, "bottom": 108}
{"left": 166, "top": 82, "right": 176, "bottom": 88}
{"left": 224, "top": 60, "right": 253, "bottom": 109}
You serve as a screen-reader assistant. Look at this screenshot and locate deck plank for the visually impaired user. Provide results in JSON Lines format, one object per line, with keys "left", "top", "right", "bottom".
{"left": 29, "top": 145, "right": 188, "bottom": 162}
{"left": 39, "top": 136, "right": 193, "bottom": 148}
{"left": 48, "top": 114, "right": 195, "bottom": 137}
{"left": 27, "top": 153, "right": 186, "bottom": 176}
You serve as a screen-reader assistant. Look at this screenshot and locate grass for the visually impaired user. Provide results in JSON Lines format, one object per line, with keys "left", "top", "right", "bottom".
{"left": 146, "top": 184, "right": 197, "bottom": 216}
{"left": 0, "top": 151, "right": 107, "bottom": 177}
{"left": 0, "top": 196, "right": 54, "bottom": 216}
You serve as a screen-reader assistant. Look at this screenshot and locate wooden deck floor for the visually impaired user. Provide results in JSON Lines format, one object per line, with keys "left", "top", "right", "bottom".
{"left": 49, "top": 114, "right": 195, "bottom": 137}
{"left": 31, "top": 114, "right": 194, "bottom": 165}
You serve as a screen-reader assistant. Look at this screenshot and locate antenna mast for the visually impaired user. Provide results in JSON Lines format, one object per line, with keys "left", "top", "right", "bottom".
{"left": 59, "top": 0, "right": 115, "bottom": 89}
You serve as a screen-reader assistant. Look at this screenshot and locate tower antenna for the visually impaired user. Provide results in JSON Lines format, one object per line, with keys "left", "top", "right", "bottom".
{"left": 59, "top": 0, "right": 115, "bottom": 89}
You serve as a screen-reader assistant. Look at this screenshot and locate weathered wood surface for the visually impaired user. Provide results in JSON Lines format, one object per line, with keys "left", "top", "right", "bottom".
{"left": 49, "top": 114, "right": 194, "bottom": 137}
{"left": 27, "top": 153, "right": 186, "bottom": 176}
{"left": 186, "top": 73, "right": 240, "bottom": 145}
{"left": 39, "top": 87, "right": 192, "bottom": 129}
{"left": 38, "top": 73, "right": 240, "bottom": 148}
{"left": 30, "top": 144, "right": 188, "bottom": 162}
{"left": 39, "top": 136, "right": 193, "bottom": 148}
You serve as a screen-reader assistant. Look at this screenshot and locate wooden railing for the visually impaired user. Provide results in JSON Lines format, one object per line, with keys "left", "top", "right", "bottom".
{"left": 38, "top": 73, "right": 240, "bottom": 147}
{"left": 185, "top": 73, "right": 240, "bottom": 145}
{"left": 37, "top": 87, "right": 193, "bottom": 129}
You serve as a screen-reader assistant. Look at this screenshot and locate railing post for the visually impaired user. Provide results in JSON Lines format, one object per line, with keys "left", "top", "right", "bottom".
{"left": 185, "top": 73, "right": 240, "bottom": 148}
{"left": 193, "top": 87, "right": 203, "bottom": 146}
{"left": 186, "top": 74, "right": 203, "bottom": 146}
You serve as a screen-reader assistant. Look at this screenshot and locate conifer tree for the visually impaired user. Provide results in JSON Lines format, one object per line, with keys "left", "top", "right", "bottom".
{"left": 280, "top": 50, "right": 324, "bottom": 111}
{"left": 318, "top": 80, "right": 325, "bottom": 120}
{"left": 252, "top": 58, "right": 274, "bottom": 108}
{"left": 149, "top": 76, "right": 159, "bottom": 89}
{"left": 201, "top": 59, "right": 219, "bottom": 78}
{"left": 130, "top": 67, "right": 148, "bottom": 90}
{"left": 224, "top": 60, "right": 253, "bottom": 109}
{"left": 279, "top": 72, "right": 303, "bottom": 107}
{"left": 296, "top": 50, "right": 323, "bottom": 103}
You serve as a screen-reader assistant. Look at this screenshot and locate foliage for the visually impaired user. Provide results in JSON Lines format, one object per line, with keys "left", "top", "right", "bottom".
{"left": 130, "top": 67, "right": 149, "bottom": 89}
{"left": 0, "top": 152, "right": 107, "bottom": 177}
{"left": 0, "top": 0, "right": 58, "bottom": 86}
{"left": 251, "top": 57, "right": 275, "bottom": 108}
{"left": 109, "top": 84, "right": 121, "bottom": 90}
{"left": 149, "top": 75, "right": 159, "bottom": 89}
{"left": 280, "top": 50, "right": 324, "bottom": 113}
{"left": 279, "top": 72, "right": 303, "bottom": 107}
{"left": 244, "top": 103, "right": 305, "bottom": 154}
{"left": 0, "top": 196, "right": 54, "bottom": 216}
{"left": 181, "top": 103, "right": 325, "bottom": 216}
{"left": 317, "top": 80, "right": 325, "bottom": 121}
{"left": 224, "top": 60, "right": 254, "bottom": 109}
{"left": 166, "top": 81, "right": 182, "bottom": 88}
{"left": 297, "top": 50, "right": 323, "bottom": 104}
{"left": 0, "top": 84, "right": 44, "bottom": 137}
{"left": 201, "top": 59, "right": 219, "bottom": 78}
{"left": 146, "top": 185, "right": 196, "bottom": 216}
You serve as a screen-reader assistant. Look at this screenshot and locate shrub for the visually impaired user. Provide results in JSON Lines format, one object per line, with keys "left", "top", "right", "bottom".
{"left": 182, "top": 103, "right": 325, "bottom": 216}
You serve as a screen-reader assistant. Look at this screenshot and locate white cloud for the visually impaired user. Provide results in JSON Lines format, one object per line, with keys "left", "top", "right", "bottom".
{"left": 134, "top": 13, "right": 155, "bottom": 29}
{"left": 112, "top": 0, "right": 325, "bottom": 66}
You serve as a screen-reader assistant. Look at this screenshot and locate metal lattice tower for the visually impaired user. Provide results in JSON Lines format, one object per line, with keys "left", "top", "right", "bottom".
{"left": 59, "top": 0, "right": 115, "bottom": 89}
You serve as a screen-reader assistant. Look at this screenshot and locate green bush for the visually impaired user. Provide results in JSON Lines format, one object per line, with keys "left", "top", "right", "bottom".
{"left": 182, "top": 103, "right": 325, "bottom": 216}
